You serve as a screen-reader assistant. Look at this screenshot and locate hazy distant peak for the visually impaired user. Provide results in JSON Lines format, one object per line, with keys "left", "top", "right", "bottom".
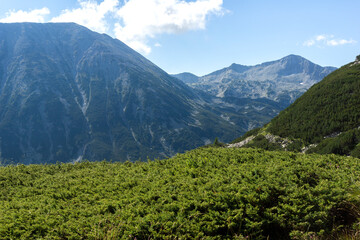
{"left": 228, "top": 63, "right": 251, "bottom": 73}
{"left": 282, "top": 54, "right": 306, "bottom": 60}
{"left": 171, "top": 72, "right": 199, "bottom": 84}
{"left": 174, "top": 54, "right": 337, "bottom": 106}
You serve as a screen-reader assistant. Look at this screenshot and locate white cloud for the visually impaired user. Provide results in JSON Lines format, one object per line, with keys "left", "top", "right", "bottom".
{"left": 327, "top": 39, "right": 357, "bottom": 46}
{"left": 0, "top": 7, "right": 50, "bottom": 23}
{"left": 51, "top": 0, "right": 119, "bottom": 33}
{"left": 304, "top": 34, "right": 357, "bottom": 47}
{"left": 0, "top": 0, "right": 224, "bottom": 54}
{"left": 315, "top": 35, "right": 327, "bottom": 41}
{"left": 114, "top": 0, "right": 224, "bottom": 54}
{"left": 303, "top": 39, "right": 315, "bottom": 47}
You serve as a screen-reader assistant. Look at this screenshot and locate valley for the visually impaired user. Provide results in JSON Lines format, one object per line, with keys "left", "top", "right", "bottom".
{"left": 0, "top": 21, "right": 359, "bottom": 240}
{"left": 0, "top": 23, "right": 336, "bottom": 165}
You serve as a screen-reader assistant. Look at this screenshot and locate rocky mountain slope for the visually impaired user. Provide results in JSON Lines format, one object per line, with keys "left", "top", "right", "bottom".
{"left": 230, "top": 56, "right": 360, "bottom": 157}
{"left": 171, "top": 72, "right": 199, "bottom": 84}
{"left": 174, "top": 55, "right": 336, "bottom": 107}
{"left": 0, "top": 22, "right": 250, "bottom": 164}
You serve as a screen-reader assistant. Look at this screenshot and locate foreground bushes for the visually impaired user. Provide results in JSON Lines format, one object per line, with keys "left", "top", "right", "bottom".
{"left": 1, "top": 148, "right": 360, "bottom": 239}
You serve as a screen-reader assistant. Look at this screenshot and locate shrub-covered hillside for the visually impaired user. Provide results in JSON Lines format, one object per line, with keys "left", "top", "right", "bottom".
{"left": 267, "top": 61, "right": 360, "bottom": 143}
{"left": 1, "top": 148, "right": 360, "bottom": 239}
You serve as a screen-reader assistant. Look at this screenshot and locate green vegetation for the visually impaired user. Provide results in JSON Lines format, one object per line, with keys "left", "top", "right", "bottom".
{"left": 243, "top": 135, "right": 282, "bottom": 151}
{"left": 1, "top": 148, "right": 360, "bottom": 239}
{"left": 267, "top": 63, "right": 360, "bottom": 144}
{"left": 213, "top": 137, "right": 226, "bottom": 147}
{"left": 228, "top": 62, "right": 360, "bottom": 156}
{"left": 306, "top": 128, "right": 360, "bottom": 157}
{"left": 231, "top": 127, "right": 262, "bottom": 144}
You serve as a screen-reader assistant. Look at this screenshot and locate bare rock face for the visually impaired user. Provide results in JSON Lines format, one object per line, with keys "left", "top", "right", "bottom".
{"left": 227, "top": 136, "right": 255, "bottom": 148}
{"left": 175, "top": 55, "right": 336, "bottom": 107}
{"left": 0, "top": 23, "right": 248, "bottom": 164}
{"left": 173, "top": 56, "right": 336, "bottom": 136}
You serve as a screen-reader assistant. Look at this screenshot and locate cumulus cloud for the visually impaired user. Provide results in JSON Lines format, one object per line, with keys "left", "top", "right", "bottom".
{"left": 0, "top": 0, "right": 224, "bottom": 54}
{"left": 51, "top": 0, "right": 119, "bottom": 33}
{"left": 114, "top": 0, "right": 224, "bottom": 54}
{"left": 0, "top": 7, "right": 50, "bottom": 23}
{"left": 304, "top": 34, "right": 357, "bottom": 47}
{"left": 327, "top": 39, "right": 357, "bottom": 46}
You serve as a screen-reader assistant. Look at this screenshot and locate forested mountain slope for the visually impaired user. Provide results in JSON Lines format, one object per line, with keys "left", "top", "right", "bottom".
{"left": 267, "top": 59, "right": 360, "bottom": 142}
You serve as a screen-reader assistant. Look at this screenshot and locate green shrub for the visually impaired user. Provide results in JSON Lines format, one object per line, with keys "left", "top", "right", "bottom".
{"left": 267, "top": 64, "right": 360, "bottom": 144}
{"left": 0, "top": 148, "right": 360, "bottom": 239}
{"left": 246, "top": 135, "right": 282, "bottom": 151}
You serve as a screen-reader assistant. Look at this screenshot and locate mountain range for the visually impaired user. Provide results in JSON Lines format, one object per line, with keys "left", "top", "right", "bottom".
{"left": 230, "top": 56, "right": 360, "bottom": 157}
{"left": 173, "top": 55, "right": 336, "bottom": 107}
{"left": 0, "top": 23, "right": 337, "bottom": 164}
{"left": 0, "top": 22, "right": 250, "bottom": 164}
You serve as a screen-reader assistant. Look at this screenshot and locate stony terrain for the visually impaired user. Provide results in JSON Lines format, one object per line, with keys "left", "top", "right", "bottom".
{"left": 0, "top": 23, "right": 249, "bottom": 164}
{"left": 174, "top": 55, "right": 336, "bottom": 107}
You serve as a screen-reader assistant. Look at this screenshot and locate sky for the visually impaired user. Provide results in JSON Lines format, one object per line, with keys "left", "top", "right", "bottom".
{"left": 0, "top": 0, "right": 359, "bottom": 76}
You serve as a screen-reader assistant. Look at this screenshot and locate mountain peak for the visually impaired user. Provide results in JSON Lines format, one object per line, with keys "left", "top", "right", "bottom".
{"left": 280, "top": 54, "right": 313, "bottom": 65}
{"left": 282, "top": 54, "right": 305, "bottom": 60}
{"left": 228, "top": 63, "right": 250, "bottom": 73}
{"left": 0, "top": 22, "right": 245, "bottom": 164}
{"left": 182, "top": 55, "right": 336, "bottom": 106}
{"left": 171, "top": 72, "right": 199, "bottom": 84}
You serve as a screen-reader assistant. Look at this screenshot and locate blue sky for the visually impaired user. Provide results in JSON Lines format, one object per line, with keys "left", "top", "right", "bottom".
{"left": 0, "top": 0, "right": 359, "bottom": 76}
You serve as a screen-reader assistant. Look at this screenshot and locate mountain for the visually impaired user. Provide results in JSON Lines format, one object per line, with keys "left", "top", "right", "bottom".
{"left": 171, "top": 72, "right": 199, "bottom": 84}
{"left": 172, "top": 56, "right": 336, "bottom": 139}
{"left": 174, "top": 55, "right": 336, "bottom": 107}
{"left": 230, "top": 56, "right": 360, "bottom": 157}
{"left": 0, "top": 22, "right": 249, "bottom": 164}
